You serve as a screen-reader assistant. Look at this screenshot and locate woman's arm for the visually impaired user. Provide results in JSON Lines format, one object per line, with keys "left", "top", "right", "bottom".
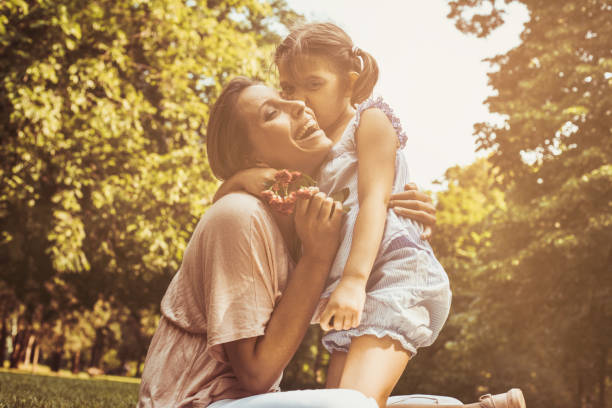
{"left": 223, "top": 193, "right": 344, "bottom": 393}
{"left": 389, "top": 183, "right": 436, "bottom": 239}
{"left": 319, "top": 108, "right": 397, "bottom": 331}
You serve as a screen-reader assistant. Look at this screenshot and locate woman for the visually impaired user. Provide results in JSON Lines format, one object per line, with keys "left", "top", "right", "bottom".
{"left": 138, "top": 78, "right": 523, "bottom": 408}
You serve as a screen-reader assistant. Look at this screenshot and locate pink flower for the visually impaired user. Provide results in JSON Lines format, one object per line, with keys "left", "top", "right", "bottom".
{"left": 274, "top": 169, "right": 292, "bottom": 183}
{"left": 290, "top": 171, "right": 302, "bottom": 183}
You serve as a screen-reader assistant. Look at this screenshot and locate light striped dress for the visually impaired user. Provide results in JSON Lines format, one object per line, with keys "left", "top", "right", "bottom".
{"left": 315, "top": 97, "right": 452, "bottom": 356}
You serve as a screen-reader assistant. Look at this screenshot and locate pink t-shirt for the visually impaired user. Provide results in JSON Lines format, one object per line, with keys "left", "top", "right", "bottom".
{"left": 138, "top": 193, "right": 291, "bottom": 407}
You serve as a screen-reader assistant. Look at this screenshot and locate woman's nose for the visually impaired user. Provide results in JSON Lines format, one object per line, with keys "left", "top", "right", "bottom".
{"left": 286, "top": 99, "right": 306, "bottom": 118}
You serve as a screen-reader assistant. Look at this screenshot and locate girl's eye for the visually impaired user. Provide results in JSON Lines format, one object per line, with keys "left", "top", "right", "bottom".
{"left": 281, "top": 87, "right": 294, "bottom": 98}
{"left": 307, "top": 81, "right": 322, "bottom": 90}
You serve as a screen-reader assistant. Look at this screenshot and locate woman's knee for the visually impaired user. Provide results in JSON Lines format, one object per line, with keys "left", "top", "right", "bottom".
{"left": 325, "top": 388, "right": 378, "bottom": 408}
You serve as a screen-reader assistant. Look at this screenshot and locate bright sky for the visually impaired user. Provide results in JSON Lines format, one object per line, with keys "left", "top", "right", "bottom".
{"left": 283, "top": 0, "right": 530, "bottom": 190}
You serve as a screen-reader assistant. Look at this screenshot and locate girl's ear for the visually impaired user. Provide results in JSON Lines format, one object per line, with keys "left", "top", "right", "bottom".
{"left": 345, "top": 71, "right": 360, "bottom": 97}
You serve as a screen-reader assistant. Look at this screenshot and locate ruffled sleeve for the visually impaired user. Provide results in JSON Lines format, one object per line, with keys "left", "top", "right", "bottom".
{"left": 351, "top": 96, "right": 408, "bottom": 150}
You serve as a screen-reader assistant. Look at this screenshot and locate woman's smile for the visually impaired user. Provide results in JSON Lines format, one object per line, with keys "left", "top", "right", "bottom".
{"left": 237, "top": 85, "right": 332, "bottom": 174}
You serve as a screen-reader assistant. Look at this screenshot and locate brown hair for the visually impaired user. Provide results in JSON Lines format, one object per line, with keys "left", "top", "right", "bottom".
{"left": 206, "top": 76, "right": 260, "bottom": 181}
{"left": 274, "top": 22, "right": 379, "bottom": 106}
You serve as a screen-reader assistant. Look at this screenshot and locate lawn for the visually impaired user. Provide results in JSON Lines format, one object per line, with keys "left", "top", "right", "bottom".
{"left": 0, "top": 369, "right": 140, "bottom": 408}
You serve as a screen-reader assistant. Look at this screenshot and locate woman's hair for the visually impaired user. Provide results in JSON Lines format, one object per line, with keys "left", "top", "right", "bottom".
{"left": 274, "top": 22, "right": 379, "bottom": 106}
{"left": 206, "top": 76, "right": 260, "bottom": 181}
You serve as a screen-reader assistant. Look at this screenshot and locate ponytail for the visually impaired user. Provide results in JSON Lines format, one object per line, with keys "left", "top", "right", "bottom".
{"left": 275, "top": 23, "right": 379, "bottom": 106}
{"left": 350, "top": 48, "right": 379, "bottom": 106}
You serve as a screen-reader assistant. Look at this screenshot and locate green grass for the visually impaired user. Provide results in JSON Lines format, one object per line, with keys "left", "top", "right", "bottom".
{"left": 0, "top": 370, "right": 139, "bottom": 408}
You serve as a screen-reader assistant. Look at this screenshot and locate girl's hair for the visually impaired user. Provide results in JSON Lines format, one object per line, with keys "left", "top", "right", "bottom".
{"left": 274, "top": 22, "right": 379, "bottom": 106}
{"left": 206, "top": 76, "right": 260, "bottom": 181}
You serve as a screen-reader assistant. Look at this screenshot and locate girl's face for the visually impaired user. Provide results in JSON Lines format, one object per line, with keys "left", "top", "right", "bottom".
{"left": 237, "top": 84, "right": 332, "bottom": 174}
{"left": 278, "top": 56, "right": 354, "bottom": 137}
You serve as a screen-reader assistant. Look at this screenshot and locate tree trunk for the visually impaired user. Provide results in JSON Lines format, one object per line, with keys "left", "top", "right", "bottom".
{"left": 23, "top": 334, "right": 35, "bottom": 367}
{"left": 32, "top": 342, "right": 40, "bottom": 373}
{"left": 9, "top": 329, "right": 28, "bottom": 368}
{"left": 89, "top": 328, "right": 104, "bottom": 368}
{"left": 72, "top": 349, "right": 81, "bottom": 374}
{"left": 135, "top": 351, "right": 144, "bottom": 377}
{"left": 0, "top": 315, "right": 7, "bottom": 366}
{"left": 49, "top": 338, "right": 64, "bottom": 372}
{"left": 598, "top": 346, "right": 607, "bottom": 408}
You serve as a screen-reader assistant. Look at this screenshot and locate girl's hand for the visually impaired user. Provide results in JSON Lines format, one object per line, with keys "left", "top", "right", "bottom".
{"left": 213, "top": 167, "right": 277, "bottom": 203}
{"left": 294, "top": 191, "right": 344, "bottom": 266}
{"left": 319, "top": 276, "right": 367, "bottom": 331}
{"left": 388, "top": 182, "right": 436, "bottom": 240}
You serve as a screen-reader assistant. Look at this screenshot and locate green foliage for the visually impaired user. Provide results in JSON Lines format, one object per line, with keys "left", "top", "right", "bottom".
{"left": 440, "top": 1, "right": 612, "bottom": 406}
{"left": 0, "top": 0, "right": 298, "bottom": 374}
{"left": 0, "top": 371, "right": 138, "bottom": 408}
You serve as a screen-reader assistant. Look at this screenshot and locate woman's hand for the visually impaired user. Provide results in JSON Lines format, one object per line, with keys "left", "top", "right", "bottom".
{"left": 294, "top": 190, "right": 344, "bottom": 266}
{"left": 388, "top": 182, "right": 436, "bottom": 240}
{"left": 213, "top": 167, "right": 277, "bottom": 203}
{"left": 319, "top": 275, "right": 366, "bottom": 331}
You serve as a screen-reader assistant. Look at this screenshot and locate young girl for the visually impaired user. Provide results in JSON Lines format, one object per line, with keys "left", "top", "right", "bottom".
{"left": 273, "top": 22, "right": 451, "bottom": 407}
{"left": 217, "top": 23, "right": 523, "bottom": 408}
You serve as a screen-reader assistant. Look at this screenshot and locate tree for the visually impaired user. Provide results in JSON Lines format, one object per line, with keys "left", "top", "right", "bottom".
{"left": 0, "top": 0, "right": 298, "bottom": 371}
{"left": 447, "top": 1, "right": 612, "bottom": 406}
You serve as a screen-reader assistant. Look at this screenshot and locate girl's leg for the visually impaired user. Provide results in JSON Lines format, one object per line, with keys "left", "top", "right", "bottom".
{"left": 336, "top": 334, "right": 411, "bottom": 408}
{"left": 325, "top": 351, "right": 347, "bottom": 388}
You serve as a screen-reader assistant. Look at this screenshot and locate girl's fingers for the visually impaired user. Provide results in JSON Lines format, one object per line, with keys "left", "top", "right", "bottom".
{"left": 343, "top": 314, "right": 353, "bottom": 330}
{"left": 333, "top": 312, "right": 345, "bottom": 331}
{"left": 319, "top": 306, "right": 333, "bottom": 331}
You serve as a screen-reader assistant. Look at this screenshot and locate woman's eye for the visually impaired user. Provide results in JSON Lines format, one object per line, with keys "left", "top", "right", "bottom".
{"left": 264, "top": 109, "right": 278, "bottom": 121}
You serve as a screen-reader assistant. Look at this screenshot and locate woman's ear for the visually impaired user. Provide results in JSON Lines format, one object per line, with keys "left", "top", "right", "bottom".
{"left": 345, "top": 71, "right": 360, "bottom": 97}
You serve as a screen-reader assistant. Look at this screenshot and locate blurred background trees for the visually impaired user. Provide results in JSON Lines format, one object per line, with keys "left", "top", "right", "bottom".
{"left": 0, "top": 0, "right": 299, "bottom": 376}
{"left": 1, "top": 0, "right": 610, "bottom": 407}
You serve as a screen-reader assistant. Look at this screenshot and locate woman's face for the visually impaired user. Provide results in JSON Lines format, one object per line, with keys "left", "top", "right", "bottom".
{"left": 237, "top": 84, "right": 332, "bottom": 174}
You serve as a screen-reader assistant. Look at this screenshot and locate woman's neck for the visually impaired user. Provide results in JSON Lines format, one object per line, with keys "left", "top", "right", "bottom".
{"left": 324, "top": 104, "right": 356, "bottom": 145}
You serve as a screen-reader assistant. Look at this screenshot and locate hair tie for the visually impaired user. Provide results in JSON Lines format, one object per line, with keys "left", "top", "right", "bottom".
{"left": 351, "top": 46, "right": 364, "bottom": 72}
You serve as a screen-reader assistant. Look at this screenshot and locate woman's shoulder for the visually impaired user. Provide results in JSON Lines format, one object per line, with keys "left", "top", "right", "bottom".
{"left": 200, "top": 192, "right": 272, "bottom": 234}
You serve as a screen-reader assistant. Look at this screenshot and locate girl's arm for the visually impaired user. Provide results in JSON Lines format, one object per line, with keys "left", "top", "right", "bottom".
{"left": 212, "top": 167, "right": 277, "bottom": 203}
{"left": 319, "top": 108, "right": 397, "bottom": 331}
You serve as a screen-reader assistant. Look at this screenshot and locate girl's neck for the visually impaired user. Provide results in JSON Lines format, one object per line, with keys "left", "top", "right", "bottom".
{"left": 324, "top": 104, "right": 356, "bottom": 145}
